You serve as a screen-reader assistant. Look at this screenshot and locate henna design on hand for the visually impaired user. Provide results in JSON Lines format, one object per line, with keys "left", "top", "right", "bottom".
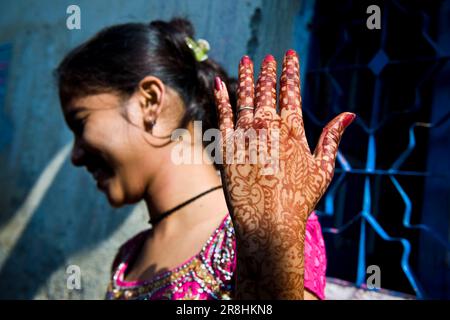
{"left": 214, "top": 50, "right": 355, "bottom": 299}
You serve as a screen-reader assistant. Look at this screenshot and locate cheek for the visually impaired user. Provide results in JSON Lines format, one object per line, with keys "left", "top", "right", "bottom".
{"left": 83, "top": 115, "right": 152, "bottom": 204}
{"left": 98, "top": 124, "right": 151, "bottom": 201}
{"left": 83, "top": 117, "right": 132, "bottom": 163}
{"left": 83, "top": 120, "right": 115, "bottom": 152}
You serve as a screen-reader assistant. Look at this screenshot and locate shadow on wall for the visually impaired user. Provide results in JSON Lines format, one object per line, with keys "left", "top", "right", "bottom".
{"left": 0, "top": 143, "right": 136, "bottom": 299}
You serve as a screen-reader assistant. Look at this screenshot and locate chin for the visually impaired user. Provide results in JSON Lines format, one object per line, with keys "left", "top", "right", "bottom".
{"left": 104, "top": 190, "right": 125, "bottom": 208}
{"left": 104, "top": 183, "right": 144, "bottom": 208}
{"left": 100, "top": 182, "right": 126, "bottom": 208}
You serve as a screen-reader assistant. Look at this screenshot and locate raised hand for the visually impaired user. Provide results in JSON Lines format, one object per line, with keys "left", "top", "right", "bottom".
{"left": 214, "top": 50, "right": 355, "bottom": 299}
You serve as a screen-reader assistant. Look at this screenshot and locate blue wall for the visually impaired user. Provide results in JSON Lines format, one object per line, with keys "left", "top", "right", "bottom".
{"left": 0, "top": 0, "right": 313, "bottom": 299}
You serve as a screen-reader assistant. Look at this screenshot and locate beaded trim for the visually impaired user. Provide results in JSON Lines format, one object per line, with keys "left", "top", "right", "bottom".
{"left": 106, "top": 214, "right": 235, "bottom": 300}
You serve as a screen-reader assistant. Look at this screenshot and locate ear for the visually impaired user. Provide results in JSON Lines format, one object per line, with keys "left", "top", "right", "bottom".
{"left": 138, "top": 76, "right": 165, "bottom": 129}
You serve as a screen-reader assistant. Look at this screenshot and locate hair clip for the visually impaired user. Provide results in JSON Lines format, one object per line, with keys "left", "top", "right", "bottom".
{"left": 185, "top": 36, "right": 210, "bottom": 62}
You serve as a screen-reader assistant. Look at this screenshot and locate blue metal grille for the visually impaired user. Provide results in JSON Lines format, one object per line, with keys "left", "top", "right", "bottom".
{"left": 299, "top": 0, "right": 450, "bottom": 298}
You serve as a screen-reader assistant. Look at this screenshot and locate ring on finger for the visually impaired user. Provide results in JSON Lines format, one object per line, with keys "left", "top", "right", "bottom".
{"left": 237, "top": 105, "right": 254, "bottom": 112}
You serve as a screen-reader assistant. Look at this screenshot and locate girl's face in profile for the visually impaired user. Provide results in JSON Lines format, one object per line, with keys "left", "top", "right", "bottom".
{"left": 62, "top": 92, "right": 156, "bottom": 207}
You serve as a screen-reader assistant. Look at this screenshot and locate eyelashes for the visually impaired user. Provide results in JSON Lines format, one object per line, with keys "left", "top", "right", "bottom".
{"left": 70, "top": 115, "right": 88, "bottom": 136}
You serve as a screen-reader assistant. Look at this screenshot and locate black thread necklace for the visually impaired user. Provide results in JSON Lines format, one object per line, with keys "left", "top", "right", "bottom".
{"left": 148, "top": 185, "right": 223, "bottom": 226}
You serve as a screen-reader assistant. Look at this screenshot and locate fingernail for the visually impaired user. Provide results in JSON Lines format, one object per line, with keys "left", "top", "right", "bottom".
{"left": 215, "top": 77, "right": 222, "bottom": 91}
{"left": 241, "top": 55, "right": 251, "bottom": 65}
{"left": 343, "top": 113, "right": 356, "bottom": 127}
{"left": 263, "top": 54, "right": 275, "bottom": 63}
{"left": 286, "top": 49, "right": 296, "bottom": 56}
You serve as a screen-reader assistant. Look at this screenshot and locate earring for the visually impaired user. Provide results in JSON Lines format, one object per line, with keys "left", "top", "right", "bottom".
{"left": 144, "top": 102, "right": 172, "bottom": 142}
{"left": 146, "top": 100, "right": 156, "bottom": 130}
{"left": 150, "top": 119, "right": 156, "bottom": 131}
{"left": 146, "top": 116, "right": 156, "bottom": 132}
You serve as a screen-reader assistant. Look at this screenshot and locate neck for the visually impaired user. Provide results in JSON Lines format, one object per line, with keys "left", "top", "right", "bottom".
{"left": 144, "top": 143, "right": 228, "bottom": 236}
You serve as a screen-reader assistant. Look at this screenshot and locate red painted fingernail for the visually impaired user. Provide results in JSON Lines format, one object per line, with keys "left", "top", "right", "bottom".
{"left": 286, "top": 49, "right": 296, "bottom": 56}
{"left": 241, "top": 55, "right": 251, "bottom": 65}
{"left": 264, "top": 54, "right": 275, "bottom": 63}
{"left": 215, "top": 76, "right": 222, "bottom": 91}
{"left": 343, "top": 113, "right": 356, "bottom": 127}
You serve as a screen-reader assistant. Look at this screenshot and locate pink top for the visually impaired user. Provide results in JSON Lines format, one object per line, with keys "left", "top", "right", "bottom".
{"left": 105, "top": 212, "right": 326, "bottom": 300}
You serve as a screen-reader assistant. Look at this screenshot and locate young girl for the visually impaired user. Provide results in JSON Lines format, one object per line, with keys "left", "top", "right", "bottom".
{"left": 56, "top": 18, "right": 354, "bottom": 300}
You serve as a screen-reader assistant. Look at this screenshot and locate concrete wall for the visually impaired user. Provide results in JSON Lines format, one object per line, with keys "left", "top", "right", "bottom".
{"left": 0, "top": 0, "right": 313, "bottom": 299}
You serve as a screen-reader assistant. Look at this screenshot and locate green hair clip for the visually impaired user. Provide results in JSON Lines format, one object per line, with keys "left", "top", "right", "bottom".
{"left": 185, "top": 37, "right": 210, "bottom": 62}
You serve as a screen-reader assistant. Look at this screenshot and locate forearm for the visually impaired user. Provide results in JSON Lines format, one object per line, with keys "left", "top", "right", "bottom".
{"left": 232, "top": 208, "right": 307, "bottom": 300}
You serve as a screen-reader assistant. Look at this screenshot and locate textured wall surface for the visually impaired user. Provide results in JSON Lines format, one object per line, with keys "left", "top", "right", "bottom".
{"left": 0, "top": 0, "right": 313, "bottom": 299}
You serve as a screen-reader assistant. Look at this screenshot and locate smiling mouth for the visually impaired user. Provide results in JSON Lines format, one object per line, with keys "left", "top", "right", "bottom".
{"left": 92, "top": 169, "right": 110, "bottom": 188}
{"left": 86, "top": 158, "right": 114, "bottom": 190}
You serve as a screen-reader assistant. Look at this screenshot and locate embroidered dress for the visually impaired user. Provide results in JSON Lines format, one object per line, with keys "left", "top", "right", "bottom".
{"left": 105, "top": 212, "right": 326, "bottom": 300}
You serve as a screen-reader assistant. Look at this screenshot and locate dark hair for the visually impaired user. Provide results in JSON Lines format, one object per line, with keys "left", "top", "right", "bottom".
{"left": 56, "top": 17, "right": 236, "bottom": 136}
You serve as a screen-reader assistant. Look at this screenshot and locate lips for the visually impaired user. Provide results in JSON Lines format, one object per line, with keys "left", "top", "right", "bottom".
{"left": 89, "top": 168, "right": 111, "bottom": 190}
{"left": 93, "top": 168, "right": 107, "bottom": 181}
{"left": 85, "top": 158, "right": 113, "bottom": 190}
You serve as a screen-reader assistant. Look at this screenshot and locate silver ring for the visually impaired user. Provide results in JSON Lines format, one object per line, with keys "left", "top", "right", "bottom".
{"left": 238, "top": 105, "right": 254, "bottom": 112}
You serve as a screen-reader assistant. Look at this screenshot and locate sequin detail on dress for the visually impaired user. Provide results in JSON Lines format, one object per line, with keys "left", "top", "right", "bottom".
{"left": 105, "top": 212, "right": 326, "bottom": 300}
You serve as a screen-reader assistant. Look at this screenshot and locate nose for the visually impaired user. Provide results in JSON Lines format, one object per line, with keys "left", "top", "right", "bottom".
{"left": 71, "top": 139, "right": 86, "bottom": 167}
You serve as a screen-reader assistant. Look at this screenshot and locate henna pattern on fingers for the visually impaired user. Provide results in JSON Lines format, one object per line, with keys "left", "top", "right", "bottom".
{"left": 236, "top": 55, "right": 255, "bottom": 129}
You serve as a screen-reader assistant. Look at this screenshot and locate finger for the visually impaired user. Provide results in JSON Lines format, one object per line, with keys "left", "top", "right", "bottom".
{"left": 236, "top": 55, "right": 255, "bottom": 129}
{"left": 254, "top": 54, "right": 277, "bottom": 128}
{"left": 214, "top": 77, "right": 235, "bottom": 165}
{"left": 314, "top": 112, "right": 356, "bottom": 180}
{"left": 214, "top": 76, "right": 234, "bottom": 133}
{"left": 280, "top": 49, "right": 309, "bottom": 149}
